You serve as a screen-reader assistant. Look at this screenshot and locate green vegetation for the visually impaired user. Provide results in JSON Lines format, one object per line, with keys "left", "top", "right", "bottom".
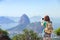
{"left": 0, "top": 28, "right": 8, "bottom": 36}
{"left": 54, "top": 27, "right": 60, "bottom": 36}
{"left": 12, "top": 29, "right": 42, "bottom": 40}
{"left": 0, "top": 28, "right": 11, "bottom": 40}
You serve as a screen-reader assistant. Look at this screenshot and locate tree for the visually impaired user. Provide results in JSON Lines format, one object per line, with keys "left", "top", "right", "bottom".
{"left": 0, "top": 28, "right": 8, "bottom": 36}
{"left": 54, "top": 27, "right": 60, "bottom": 36}
{"left": 12, "top": 29, "right": 42, "bottom": 40}
{"left": 0, "top": 28, "right": 11, "bottom": 40}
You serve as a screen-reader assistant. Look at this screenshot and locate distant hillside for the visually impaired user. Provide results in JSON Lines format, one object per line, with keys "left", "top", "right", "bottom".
{"left": 8, "top": 17, "right": 20, "bottom": 23}
{"left": 8, "top": 22, "right": 43, "bottom": 33}
{"left": 8, "top": 14, "right": 30, "bottom": 35}
{"left": 51, "top": 17, "right": 60, "bottom": 29}
{"left": 7, "top": 14, "right": 44, "bottom": 37}
{"left": 7, "top": 16, "right": 60, "bottom": 29}
{"left": 30, "top": 16, "right": 41, "bottom": 23}
{"left": 5, "top": 16, "right": 60, "bottom": 30}
{"left": 26, "top": 22, "right": 44, "bottom": 33}
{"left": 0, "top": 16, "right": 15, "bottom": 24}
{"left": 8, "top": 22, "right": 44, "bottom": 37}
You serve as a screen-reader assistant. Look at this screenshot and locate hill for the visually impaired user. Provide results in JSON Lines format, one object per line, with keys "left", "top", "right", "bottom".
{"left": 0, "top": 16, "right": 15, "bottom": 24}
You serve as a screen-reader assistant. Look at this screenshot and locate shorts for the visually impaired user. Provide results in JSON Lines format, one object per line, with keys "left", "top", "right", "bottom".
{"left": 44, "top": 33, "right": 51, "bottom": 37}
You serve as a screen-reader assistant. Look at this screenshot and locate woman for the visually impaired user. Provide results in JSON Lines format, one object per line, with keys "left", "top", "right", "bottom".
{"left": 41, "top": 15, "right": 53, "bottom": 40}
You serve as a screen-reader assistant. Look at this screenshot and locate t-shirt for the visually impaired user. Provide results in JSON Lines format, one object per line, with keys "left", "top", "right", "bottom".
{"left": 41, "top": 21, "right": 47, "bottom": 37}
{"left": 43, "top": 21, "right": 47, "bottom": 28}
{"left": 42, "top": 21, "right": 47, "bottom": 34}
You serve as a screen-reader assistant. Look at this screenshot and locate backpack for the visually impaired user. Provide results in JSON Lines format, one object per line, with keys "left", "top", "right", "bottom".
{"left": 44, "top": 22, "right": 53, "bottom": 34}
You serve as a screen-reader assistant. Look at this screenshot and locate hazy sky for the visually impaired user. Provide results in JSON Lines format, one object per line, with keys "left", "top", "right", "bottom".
{"left": 0, "top": 0, "right": 60, "bottom": 18}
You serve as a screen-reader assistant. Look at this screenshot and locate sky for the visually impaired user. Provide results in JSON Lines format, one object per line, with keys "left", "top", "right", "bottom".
{"left": 0, "top": 0, "right": 60, "bottom": 18}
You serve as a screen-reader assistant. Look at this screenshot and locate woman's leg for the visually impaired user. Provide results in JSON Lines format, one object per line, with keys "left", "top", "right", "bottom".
{"left": 44, "top": 33, "right": 51, "bottom": 40}
{"left": 48, "top": 34, "right": 51, "bottom": 40}
{"left": 43, "top": 34, "right": 47, "bottom": 40}
{"left": 48, "top": 37, "right": 51, "bottom": 40}
{"left": 43, "top": 37, "right": 46, "bottom": 40}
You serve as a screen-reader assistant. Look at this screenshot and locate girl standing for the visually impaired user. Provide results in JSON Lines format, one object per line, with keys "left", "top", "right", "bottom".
{"left": 41, "top": 15, "right": 53, "bottom": 40}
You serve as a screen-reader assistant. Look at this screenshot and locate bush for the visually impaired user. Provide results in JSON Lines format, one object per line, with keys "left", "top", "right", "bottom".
{"left": 54, "top": 27, "right": 60, "bottom": 36}
{"left": 12, "top": 29, "right": 42, "bottom": 40}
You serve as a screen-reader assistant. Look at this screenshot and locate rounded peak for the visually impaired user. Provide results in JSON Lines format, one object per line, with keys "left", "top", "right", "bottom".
{"left": 19, "top": 14, "right": 30, "bottom": 25}
{"left": 23, "top": 14, "right": 27, "bottom": 16}
{"left": 21, "top": 14, "right": 29, "bottom": 20}
{"left": 22, "top": 14, "right": 28, "bottom": 17}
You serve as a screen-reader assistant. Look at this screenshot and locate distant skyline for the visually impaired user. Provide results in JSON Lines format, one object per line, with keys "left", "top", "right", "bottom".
{"left": 0, "top": 0, "right": 60, "bottom": 18}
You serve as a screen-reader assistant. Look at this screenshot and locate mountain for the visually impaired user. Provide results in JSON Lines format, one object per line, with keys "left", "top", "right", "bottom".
{"left": 0, "top": 16, "right": 15, "bottom": 24}
{"left": 8, "top": 14, "right": 30, "bottom": 36}
{"left": 0, "top": 16, "right": 17, "bottom": 29}
{"left": 26, "top": 22, "right": 44, "bottom": 33}
{"left": 51, "top": 17, "right": 60, "bottom": 29}
{"left": 7, "top": 17, "right": 20, "bottom": 23}
{"left": 7, "top": 15, "right": 43, "bottom": 36}
{"left": 7, "top": 16, "right": 60, "bottom": 29}
{"left": 8, "top": 22, "right": 44, "bottom": 37}
{"left": 19, "top": 14, "right": 30, "bottom": 25}
{"left": 8, "top": 14, "right": 44, "bottom": 37}
{"left": 7, "top": 16, "right": 60, "bottom": 30}
{"left": 30, "top": 16, "right": 41, "bottom": 23}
